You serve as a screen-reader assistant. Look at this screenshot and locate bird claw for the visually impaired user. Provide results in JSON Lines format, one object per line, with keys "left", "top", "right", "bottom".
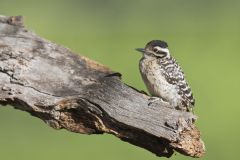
{"left": 148, "top": 97, "right": 169, "bottom": 106}
{"left": 148, "top": 97, "right": 160, "bottom": 105}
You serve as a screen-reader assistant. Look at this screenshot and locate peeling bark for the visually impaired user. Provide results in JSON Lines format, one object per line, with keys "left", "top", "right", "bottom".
{"left": 0, "top": 15, "right": 205, "bottom": 158}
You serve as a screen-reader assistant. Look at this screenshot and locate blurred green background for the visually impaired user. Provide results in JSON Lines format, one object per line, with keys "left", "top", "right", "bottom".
{"left": 0, "top": 0, "right": 240, "bottom": 159}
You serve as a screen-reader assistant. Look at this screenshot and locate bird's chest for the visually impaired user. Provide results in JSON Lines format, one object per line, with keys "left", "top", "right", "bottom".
{"left": 139, "top": 59, "right": 180, "bottom": 102}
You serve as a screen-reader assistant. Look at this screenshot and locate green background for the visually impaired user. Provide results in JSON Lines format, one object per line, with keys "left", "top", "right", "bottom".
{"left": 0, "top": 0, "right": 239, "bottom": 159}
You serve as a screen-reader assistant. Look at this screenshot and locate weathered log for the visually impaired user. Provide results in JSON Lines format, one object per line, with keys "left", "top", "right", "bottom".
{"left": 0, "top": 15, "right": 205, "bottom": 158}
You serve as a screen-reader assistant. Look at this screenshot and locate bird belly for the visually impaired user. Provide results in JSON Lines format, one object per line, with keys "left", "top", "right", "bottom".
{"left": 140, "top": 60, "right": 182, "bottom": 107}
{"left": 150, "top": 74, "right": 182, "bottom": 107}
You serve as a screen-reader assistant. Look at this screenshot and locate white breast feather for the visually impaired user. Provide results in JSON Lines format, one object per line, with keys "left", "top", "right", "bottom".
{"left": 140, "top": 58, "right": 182, "bottom": 107}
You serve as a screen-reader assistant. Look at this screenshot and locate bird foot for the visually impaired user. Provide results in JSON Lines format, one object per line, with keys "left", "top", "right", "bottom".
{"left": 148, "top": 97, "right": 169, "bottom": 106}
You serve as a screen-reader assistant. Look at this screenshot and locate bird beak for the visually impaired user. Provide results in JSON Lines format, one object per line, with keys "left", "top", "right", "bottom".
{"left": 135, "top": 48, "right": 145, "bottom": 53}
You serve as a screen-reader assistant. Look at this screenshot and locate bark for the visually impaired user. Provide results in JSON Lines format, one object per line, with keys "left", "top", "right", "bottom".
{"left": 0, "top": 15, "right": 205, "bottom": 158}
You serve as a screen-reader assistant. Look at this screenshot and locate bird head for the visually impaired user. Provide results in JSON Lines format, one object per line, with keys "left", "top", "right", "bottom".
{"left": 136, "top": 40, "right": 170, "bottom": 58}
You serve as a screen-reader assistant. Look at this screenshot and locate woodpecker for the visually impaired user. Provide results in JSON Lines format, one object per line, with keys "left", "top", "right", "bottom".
{"left": 136, "top": 40, "right": 195, "bottom": 111}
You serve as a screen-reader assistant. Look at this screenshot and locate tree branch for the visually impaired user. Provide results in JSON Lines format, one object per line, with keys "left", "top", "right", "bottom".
{"left": 0, "top": 15, "right": 205, "bottom": 158}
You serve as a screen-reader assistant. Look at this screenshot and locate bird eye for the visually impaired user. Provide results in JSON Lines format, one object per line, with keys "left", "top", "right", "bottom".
{"left": 152, "top": 47, "right": 167, "bottom": 58}
{"left": 153, "top": 48, "right": 159, "bottom": 53}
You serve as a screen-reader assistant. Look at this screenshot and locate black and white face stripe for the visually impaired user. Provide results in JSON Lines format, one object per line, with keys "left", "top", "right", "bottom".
{"left": 136, "top": 40, "right": 170, "bottom": 58}
{"left": 145, "top": 40, "right": 170, "bottom": 58}
{"left": 153, "top": 46, "right": 169, "bottom": 53}
{"left": 153, "top": 46, "right": 169, "bottom": 57}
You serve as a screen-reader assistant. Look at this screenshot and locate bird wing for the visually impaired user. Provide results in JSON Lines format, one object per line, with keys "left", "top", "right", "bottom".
{"left": 159, "top": 58, "right": 195, "bottom": 107}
